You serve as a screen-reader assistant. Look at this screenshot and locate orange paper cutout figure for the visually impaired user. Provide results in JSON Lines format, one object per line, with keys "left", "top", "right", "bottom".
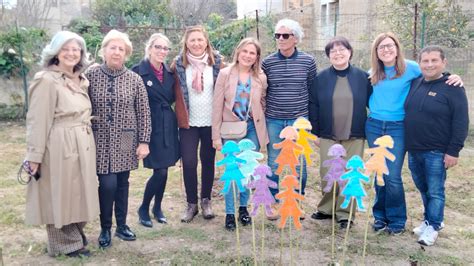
{"left": 273, "top": 126, "right": 303, "bottom": 176}
{"left": 293, "top": 117, "right": 318, "bottom": 165}
{"left": 276, "top": 175, "right": 305, "bottom": 230}
{"left": 365, "top": 135, "right": 396, "bottom": 186}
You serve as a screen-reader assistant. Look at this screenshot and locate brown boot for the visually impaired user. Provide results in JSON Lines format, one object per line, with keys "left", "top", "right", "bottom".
{"left": 266, "top": 203, "right": 280, "bottom": 221}
{"left": 181, "top": 203, "right": 198, "bottom": 223}
{"left": 201, "top": 198, "right": 215, "bottom": 219}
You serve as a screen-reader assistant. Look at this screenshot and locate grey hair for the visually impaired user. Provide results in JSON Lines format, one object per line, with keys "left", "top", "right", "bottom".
{"left": 275, "top": 18, "right": 304, "bottom": 43}
{"left": 99, "top": 29, "right": 133, "bottom": 61}
{"left": 144, "top": 33, "right": 171, "bottom": 60}
{"left": 40, "top": 31, "right": 90, "bottom": 72}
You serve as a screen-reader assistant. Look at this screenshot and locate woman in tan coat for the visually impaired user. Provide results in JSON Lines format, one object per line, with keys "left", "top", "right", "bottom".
{"left": 25, "top": 31, "right": 99, "bottom": 257}
{"left": 212, "top": 37, "right": 268, "bottom": 230}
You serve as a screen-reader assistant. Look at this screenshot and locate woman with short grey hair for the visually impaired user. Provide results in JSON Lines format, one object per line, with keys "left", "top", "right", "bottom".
{"left": 25, "top": 30, "right": 99, "bottom": 257}
{"left": 86, "top": 29, "right": 151, "bottom": 248}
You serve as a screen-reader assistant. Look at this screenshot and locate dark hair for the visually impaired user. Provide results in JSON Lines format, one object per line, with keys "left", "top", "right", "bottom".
{"left": 324, "top": 36, "right": 353, "bottom": 60}
{"left": 418, "top": 45, "right": 445, "bottom": 61}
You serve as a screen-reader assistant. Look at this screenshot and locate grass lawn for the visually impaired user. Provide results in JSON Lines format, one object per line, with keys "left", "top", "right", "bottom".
{"left": 0, "top": 121, "right": 473, "bottom": 265}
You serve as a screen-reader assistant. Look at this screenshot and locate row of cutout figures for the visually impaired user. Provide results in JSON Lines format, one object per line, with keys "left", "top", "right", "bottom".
{"left": 217, "top": 117, "right": 396, "bottom": 231}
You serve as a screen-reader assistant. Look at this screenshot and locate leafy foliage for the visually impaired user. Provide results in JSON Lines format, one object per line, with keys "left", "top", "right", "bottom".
{"left": 68, "top": 19, "right": 104, "bottom": 59}
{"left": 0, "top": 27, "right": 48, "bottom": 78}
{"left": 380, "top": 0, "right": 471, "bottom": 51}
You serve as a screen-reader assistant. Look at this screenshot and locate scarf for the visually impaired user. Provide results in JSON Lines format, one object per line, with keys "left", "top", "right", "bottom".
{"left": 186, "top": 51, "right": 209, "bottom": 93}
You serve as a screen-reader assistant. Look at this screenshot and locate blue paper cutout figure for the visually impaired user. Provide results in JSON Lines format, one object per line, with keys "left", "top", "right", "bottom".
{"left": 322, "top": 144, "right": 347, "bottom": 193}
{"left": 237, "top": 139, "right": 264, "bottom": 185}
{"left": 217, "top": 141, "right": 246, "bottom": 194}
{"left": 340, "top": 155, "right": 370, "bottom": 212}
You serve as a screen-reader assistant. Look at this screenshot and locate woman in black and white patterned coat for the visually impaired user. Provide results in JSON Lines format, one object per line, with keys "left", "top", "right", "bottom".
{"left": 86, "top": 29, "right": 151, "bottom": 249}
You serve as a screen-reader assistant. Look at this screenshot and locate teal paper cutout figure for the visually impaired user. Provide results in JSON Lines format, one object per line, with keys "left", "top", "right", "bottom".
{"left": 340, "top": 155, "right": 370, "bottom": 212}
{"left": 217, "top": 141, "right": 246, "bottom": 194}
{"left": 237, "top": 139, "right": 264, "bottom": 185}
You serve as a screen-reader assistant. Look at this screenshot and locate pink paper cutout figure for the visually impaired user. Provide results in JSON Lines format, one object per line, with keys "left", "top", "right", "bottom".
{"left": 340, "top": 155, "right": 370, "bottom": 212}
{"left": 276, "top": 175, "right": 305, "bottom": 230}
{"left": 237, "top": 139, "right": 264, "bottom": 185}
{"left": 293, "top": 117, "right": 318, "bottom": 165}
{"left": 273, "top": 126, "right": 303, "bottom": 176}
{"left": 322, "top": 144, "right": 347, "bottom": 193}
{"left": 365, "top": 135, "right": 396, "bottom": 186}
{"left": 217, "top": 141, "right": 246, "bottom": 194}
{"left": 246, "top": 164, "right": 278, "bottom": 217}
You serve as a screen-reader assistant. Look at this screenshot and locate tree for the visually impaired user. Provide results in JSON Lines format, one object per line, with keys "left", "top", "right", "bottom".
{"left": 169, "top": 0, "right": 237, "bottom": 26}
{"left": 13, "top": 0, "right": 53, "bottom": 29}
{"left": 92, "top": 0, "right": 174, "bottom": 27}
{"left": 380, "top": 0, "right": 471, "bottom": 53}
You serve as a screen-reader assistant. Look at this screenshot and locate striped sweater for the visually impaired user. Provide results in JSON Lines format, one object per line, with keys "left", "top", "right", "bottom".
{"left": 262, "top": 49, "right": 317, "bottom": 119}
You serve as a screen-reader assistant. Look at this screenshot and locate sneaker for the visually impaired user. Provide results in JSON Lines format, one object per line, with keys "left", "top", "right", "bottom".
{"left": 413, "top": 220, "right": 428, "bottom": 236}
{"left": 225, "top": 214, "right": 236, "bottom": 231}
{"left": 372, "top": 220, "right": 387, "bottom": 233}
{"left": 418, "top": 225, "right": 438, "bottom": 246}
{"left": 238, "top": 206, "right": 252, "bottom": 226}
{"left": 387, "top": 227, "right": 405, "bottom": 236}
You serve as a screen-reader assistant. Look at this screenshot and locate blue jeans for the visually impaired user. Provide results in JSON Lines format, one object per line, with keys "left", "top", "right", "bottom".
{"left": 408, "top": 150, "right": 446, "bottom": 231}
{"left": 365, "top": 117, "right": 406, "bottom": 230}
{"left": 266, "top": 117, "right": 307, "bottom": 199}
{"left": 224, "top": 120, "right": 259, "bottom": 214}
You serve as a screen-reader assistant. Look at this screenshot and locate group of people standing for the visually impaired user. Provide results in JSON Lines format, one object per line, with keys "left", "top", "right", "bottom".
{"left": 23, "top": 17, "right": 468, "bottom": 258}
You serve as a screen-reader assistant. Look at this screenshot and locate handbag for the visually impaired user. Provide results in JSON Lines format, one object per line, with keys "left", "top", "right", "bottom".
{"left": 220, "top": 98, "right": 252, "bottom": 140}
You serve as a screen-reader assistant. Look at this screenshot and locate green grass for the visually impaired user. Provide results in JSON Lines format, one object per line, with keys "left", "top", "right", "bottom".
{"left": 1, "top": 121, "right": 474, "bottom": 265}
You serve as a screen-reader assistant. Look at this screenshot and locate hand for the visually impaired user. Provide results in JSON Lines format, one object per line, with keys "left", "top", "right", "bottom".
{"left": 213, "top": 141, "right": 222, "bottom": 151}
{"left": 28, "top": 162, "right": 40, "bottom": 175}
{"left": 136, "top": 143, "right": 150, "bottom": 160}
{"left": 444, "top": 154, "right": 458, "bottom": 169}
{"left": 446, "top": 74, "right": 463, "bottom": 87}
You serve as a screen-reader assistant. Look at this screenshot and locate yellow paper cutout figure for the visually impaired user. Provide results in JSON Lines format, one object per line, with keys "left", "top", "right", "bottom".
{"left": 293, "top": 117, "right": 318, "bottom": 165}
{"left": 276, "top": 175, "right": 305, "bottom": 230}
{"left": 273, "top": 126, "right": 303, "bottom": 176}
{"left": 365, "top": 135, "right": 396, "bottom": 186}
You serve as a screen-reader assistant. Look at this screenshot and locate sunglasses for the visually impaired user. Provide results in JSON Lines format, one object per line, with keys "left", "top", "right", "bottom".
{"left": 274, "top": 33, "right": 294, "bottom": 40}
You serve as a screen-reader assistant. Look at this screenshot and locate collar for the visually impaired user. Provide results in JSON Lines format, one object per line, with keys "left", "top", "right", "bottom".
{"left": 277, "top": 48, "right": 299, "bottom": 59}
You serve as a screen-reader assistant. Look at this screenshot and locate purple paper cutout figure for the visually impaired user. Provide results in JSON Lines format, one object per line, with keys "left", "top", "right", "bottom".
{"left": 217, "top": 141, "right": 246, "bottom": 194}
{"left": 246, "top": 164, "right": 278, "bottom": 217}
{"left": 237, "top": 139, "right": 264, "bottom": 185}
{"left": 322, "top": 144, "right": 347, "bottom": 193}
{"left": 340, "top": 155, "right": 370, "bottom": 212}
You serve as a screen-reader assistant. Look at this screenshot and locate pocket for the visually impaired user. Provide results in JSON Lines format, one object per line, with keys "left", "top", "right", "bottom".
{"left": 121, "top": 129, "right": 137, "bottom": 151}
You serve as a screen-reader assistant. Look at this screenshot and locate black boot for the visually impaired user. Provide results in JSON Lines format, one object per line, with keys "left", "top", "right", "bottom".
{"left": 98, "top": 228, "right": 111, "bottom": 249}
{"left": 115, "top": 225, "right": 136, "bottom": 241}
{"left": 225, "top": 214, "right": 236, "bottom": 231}
{"left": 152, "top": 205, "right": 167, "bottom": 224}
{"left": 238, "top": 206, "right": 252, "bottom": 226}
{"left": 138, "top": 205, "right": 153, "bottom": 228}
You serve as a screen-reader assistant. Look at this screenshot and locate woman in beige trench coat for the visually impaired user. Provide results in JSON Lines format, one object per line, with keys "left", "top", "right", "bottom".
{"left": 25, "top": 31, "right": 99, "bottom": 257}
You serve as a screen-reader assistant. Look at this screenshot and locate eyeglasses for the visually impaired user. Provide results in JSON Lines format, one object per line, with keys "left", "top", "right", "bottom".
{"left": 153, "top": 45, "right": 171, "bottom": 52}
{"left": 329, "top": 48, "right": 348, "bottom": 54}
{"left": 60, "top": 47, "right": 81, "bottom": 53}
{"left": 377, "top": 43, "right": 396, "bottom": 51}
{"left": 274, "top": 33, "right": 294, "bottom": 40}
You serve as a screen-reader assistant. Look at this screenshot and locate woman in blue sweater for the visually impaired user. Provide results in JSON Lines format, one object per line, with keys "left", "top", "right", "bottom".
{"left": 367, "top": 32, "right": 462, "bottom": 235}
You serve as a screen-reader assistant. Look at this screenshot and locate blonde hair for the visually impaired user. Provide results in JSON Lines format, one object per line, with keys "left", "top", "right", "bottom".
{"left": 41, "top": 31, "right": 90, "bottom": 73}
{"left": 144, "top": 33, "right": 171, "bottom": 60}
{"left": 369, "top": 32, "right": 406, "bottom": 85}
{"left": 179, "top": 25, "right": 216, "bottom": 67}
{"left": 99, "top": 29, "right": 133, "bottom": 61}
{"left": 230, "top": 37, "right": 262, "bottom": 76}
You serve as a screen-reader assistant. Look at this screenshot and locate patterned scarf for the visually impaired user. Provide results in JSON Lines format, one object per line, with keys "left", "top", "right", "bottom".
{"left": 186, "top": 51, "right": 209, "bottom": 93}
